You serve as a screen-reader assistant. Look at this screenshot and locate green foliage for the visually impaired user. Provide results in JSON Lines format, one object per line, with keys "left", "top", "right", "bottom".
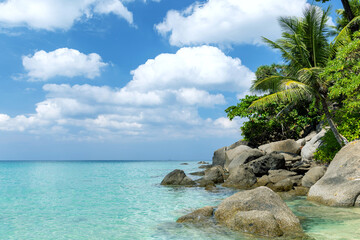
{"left": 225, "top": 95, "right": 320, "bottom": 146}
{"left": 333, "top": 0, "right": 360, "bottom": 33}
{"left": 314, "top": 131, "right": 342, "bottom": 163}
{"left": 322, "top": 33, "right": 360, "bottom": 141}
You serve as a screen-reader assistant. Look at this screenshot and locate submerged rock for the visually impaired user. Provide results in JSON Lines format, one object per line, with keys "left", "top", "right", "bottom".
{"left": 308, "top": 140, "right": 360, "bottom": 207}
{"left": 161, "top": 169, "right": 195, "bottom": 186}
{"left": 177, "top": 206, "right": 215, "bottom": 224}
{"left": 214, "top": 187, "right": 303, "bottom": 237}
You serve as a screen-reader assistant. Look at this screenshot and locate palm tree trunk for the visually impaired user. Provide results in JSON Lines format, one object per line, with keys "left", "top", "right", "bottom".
{"left": 320, "top": 97, "right": 348, "bottom": 146}
{"left": 341, "top": 0, "right": 358, "bottom": 32}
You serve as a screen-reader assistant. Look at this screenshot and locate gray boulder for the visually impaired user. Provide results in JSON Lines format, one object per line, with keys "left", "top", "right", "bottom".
{"left": 302, "top": 166, "right": 327, "bottom": 188}
{"left": 305, "top": 131, "right": 317, "bottom": 142}
{"left": 177, "top": 206, "right": 214, "bottom": 224}
{"left": 212, "top": 147, "right": 227, "bottom": 167}
{"left": 273, "top": 178, "right": 294, "bottom": 192}
{"left": 227, "top": 149, "right": 264, "bottom": 173}
{"left": 227, "top": 140, "right": 249, "bottom": 150}
{"left": 259, "top": 139, "right": 301, "bottom": 154}
{"left": 245, "top": 153, "right": 285, "bottom": 176}
{"left": 268, "top": 169, "right": 298, "bottom": 183}
{"left": 222, "top": 166, "right": 257, "bottom": 189}
{"left": 214, "top": 187, "right": 303, "bottom": 237}
{"left": 203, "top": 166, "right": 225, "bottom": 184}
{"left": 308, "top": 140, "right": 360, "bottom": 207}
{"left": 301, "top": 129, "right": 326, "bottom": 160}
{"left": 161, "top": 169, "right": 195, "bottom": 186}
{"left": 224, "top": 145, "right": 253, "bottom": 170}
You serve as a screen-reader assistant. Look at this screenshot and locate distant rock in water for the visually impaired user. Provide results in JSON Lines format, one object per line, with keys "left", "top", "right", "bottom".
{"left": 197, "top": 161, "right": 208, "bottom": 164}
{"left": 161, "top": 169, "right": 195, "bottom": 186}
{"left": 214, "top": 187, "right": 303, "bottom": 237}
{"left": 189, "top": 171, "right": 205, "bottom": 176}
{"left": 180, "top": 163, "right": 189, "bottom": 165}
{"left": 308, "top": 140, "right": 360, "bottom": 207}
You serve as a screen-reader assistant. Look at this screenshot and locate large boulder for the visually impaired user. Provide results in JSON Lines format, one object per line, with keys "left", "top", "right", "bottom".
{"left": 308, "top": 140, "right": 360, "bottom": 207}
{"left": 227, "top": 140, "right": 249, "bottom": 150}
{"left": 245, "top": 153, "right": 285, "bottom": 176}
{"left": 227, "top": 149, "right": 264, "bottom": 173}
{"left": 214, "top": 187, "right": 303, "bottom": 237}
{"left": 259, "top": 139, "right": 301, "bottom": 154}
{"left": 212, "top": 147, "right": 227, "bottom": 167}
{"left": 302, "top": 166, "right": 327, "bottom": 188}
{"left": 224, "top": 145, "right": 253, "bottom": 170}
{"left": 222, "top": 166, "right": 257, "bottom": 189}
{"left": 161, "top": 169, "right": 195, "bottom": 186}
{"left": 301, "top": 129, "right": 326, "bottom": 160}
{"left": 177, "top": 206, "right": 214, "bottom": 224}
{"left": 203, "top": 166, "right": 225, "bottom": 184}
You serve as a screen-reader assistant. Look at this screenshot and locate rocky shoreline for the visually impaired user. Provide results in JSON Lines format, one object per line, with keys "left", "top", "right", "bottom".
{"left": 160, "top": 130, "right": 360, "bottom": 238}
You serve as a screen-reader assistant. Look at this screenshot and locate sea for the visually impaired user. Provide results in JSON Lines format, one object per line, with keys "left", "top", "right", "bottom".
{"left": 0, "top": 160, "right": 359, "bottom": 240}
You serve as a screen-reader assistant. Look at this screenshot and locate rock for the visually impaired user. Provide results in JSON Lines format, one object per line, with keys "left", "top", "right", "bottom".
{"left": 294, "top": 186, "right": 309, "bottom": 196}
{"left": 279, "top": 152, "right": 302, "bottom": 162}
{"left": 302, "top": 166, "right": 327, "bottom": 188}
{"left": 308, "top": 140, "right": 360, "bottom": 207}
{"left": 161, "top": 169, "right": 195, "bottom": 186}
{"left": 272, "top": 178, "right": 294, "bottom": 192}
{"left": 245, "top": 153, "right": 285, "bottom": 176}
{"left": 296, "top": 138, "right": 306, "bottom": 146}
{"left": 214, "top": 187, "right": 303, "bottom": 237}
{"left": 196, "top": 178, "right": 216, "bottom": 188}
{"left": 189, "top": 171, "right": 205, "bottom": 176}
{"left": 203, "top": 166, "right": 225, "bottom": 184}
{"left": 199, "top": 164, "right": 212, "bottom": 169}
{"left": 290, "top": 161, "right": 313, "bottom": 175}
{"left": 257, "top": 175, "right": 270, "bottom": 186}
{"left": 224, "top": 145, "right": 253, "bottom": 170}
{"left": 227, "top": 149, "right": 264, "bottom": 173}
{"left": 227, "top": 140, "right": 249, "bottom": 150}
{"left": 268, "top": 170, "right": 298, "bottom": 183}
{"left": 305, "top": 131, "right": 317, "bottom": 142}
{"left": 212, "top": 147, "right": 227, "bottom": 167}
{"left": 222, "top": 166, "right": 257, "bottom": 189}
{"left": 180, "top": 163, "right": 189, "bottom": 165}
{"left": 301, "top": 129, "right": 326, "bottom": 160}
{"left": 177, "top": 206, "right": 214, "bottom": 224}
{"left": 259, "top": 139, "right": 301, "bottom": 154}
{"left": 198, "top": 161, "right": 208, "bottom": 164}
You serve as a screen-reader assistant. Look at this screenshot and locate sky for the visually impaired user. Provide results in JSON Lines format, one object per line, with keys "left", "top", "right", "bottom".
{"left": 0, "top": 0, "right": 342, "bottom": 160}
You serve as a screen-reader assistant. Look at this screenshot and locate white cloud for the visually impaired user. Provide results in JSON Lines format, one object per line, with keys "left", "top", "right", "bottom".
{"left": 156, "top": 0, "right": 307, "bottom": 46}
{"left": 127, "top": 45, "right": 254, "bottom": 92}
{"left": 0, "top": 46, "right": 251, "bottom": 140}
{"left": 22, "top": 48, "right": 108, "bottom": 81}
{"left": 0, "top": 0, "right": 133, "bottom": 30}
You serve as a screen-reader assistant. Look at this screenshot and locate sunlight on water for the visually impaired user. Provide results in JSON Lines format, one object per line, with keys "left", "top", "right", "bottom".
{"left": 0, "top": 161, "right": 359, "bottom": 240}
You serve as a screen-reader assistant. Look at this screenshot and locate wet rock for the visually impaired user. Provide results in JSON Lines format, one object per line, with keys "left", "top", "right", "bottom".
{"left": 302, "top": 166, "right": 327, "bottom": 188}
{"left": 177, "top": 206, "right": 214, "bottom": 224}
{"left": 161, "top": 169, "right": 195, "bottom": 186}
{"left": 214, "top": 187, "right": 303, "bottom": 237}
{"left": 308, "top": 140, "right": 360, "bottom": 207}
{"left": 259, "top": 139, "right": 301, "bottom": 154}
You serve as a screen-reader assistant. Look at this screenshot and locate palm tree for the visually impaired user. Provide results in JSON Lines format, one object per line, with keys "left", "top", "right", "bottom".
{"left": 249, "top": 6, "right": 348, "bottom": 145}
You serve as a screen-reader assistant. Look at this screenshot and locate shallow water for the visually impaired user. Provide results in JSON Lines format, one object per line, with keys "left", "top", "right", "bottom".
{"left": 0, "top": 161, "right": 359, "bottom": 240}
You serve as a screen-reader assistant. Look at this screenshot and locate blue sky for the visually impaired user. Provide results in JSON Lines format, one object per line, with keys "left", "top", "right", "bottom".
{"left": 0, "top": 0, "right": 342, "bottom": 160}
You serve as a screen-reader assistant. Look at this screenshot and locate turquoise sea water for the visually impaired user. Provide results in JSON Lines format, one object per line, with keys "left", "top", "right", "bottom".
{"left": 0, "top": 161, "right": 359, "bottom": 240}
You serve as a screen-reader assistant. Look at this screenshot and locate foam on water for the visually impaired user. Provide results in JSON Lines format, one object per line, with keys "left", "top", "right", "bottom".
{"left": 0, "top": 161, "right": 359, "bottom": 240}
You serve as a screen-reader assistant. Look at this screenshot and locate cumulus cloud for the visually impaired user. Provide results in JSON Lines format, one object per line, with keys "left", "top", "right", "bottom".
{"left": 156, "top": 0, "right": 307, "bottom": 46}
{"left": 22, "top": 48, "right": 108, "bottom": 81}
{"left": 0, "top": 46, "right": 250, "bottom": 139}
{"left": 0, "top": 0, "right": 133, "bottom": 30}
{"left": 128, "top": 45, "right": 254, "bottom": 92}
